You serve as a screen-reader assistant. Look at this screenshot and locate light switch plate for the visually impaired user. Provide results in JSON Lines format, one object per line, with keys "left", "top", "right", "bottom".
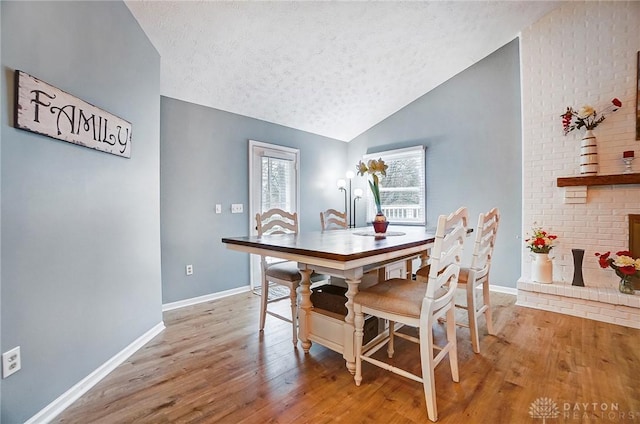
{"left": 231, "top": 203, "right": 243, "bottom": 213}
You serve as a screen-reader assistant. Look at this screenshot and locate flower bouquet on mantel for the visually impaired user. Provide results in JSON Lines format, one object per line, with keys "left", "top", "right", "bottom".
{"left": 525, "top": 228, "right": 558, "bottom": 254}
{"left": 561, "top": 98, "right": 622, "bottom": 175}
{"left": 595, "top": 250, "right": 640, "bottom": 294}
{"left": 525, "top": 228, "right": 558, "bottom": 284}
{"left": 561, "top": 98, "right": 622, "bottom": 135}
{"left": 356, "top": 158, "right": 388, "bottom": 234}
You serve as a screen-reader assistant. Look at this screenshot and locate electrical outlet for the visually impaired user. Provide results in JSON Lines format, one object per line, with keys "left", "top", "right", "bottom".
{"left": 186, "top": 264, "right": 193, "bottom": 276}
{"left": 231, "top": 203, "right": 243, "bottom": 214}
{"left": 215, "top": 204, "right": 222, "bottom": 214}
{"left": 2, "top": 346, "right": 21, "bottom": 378}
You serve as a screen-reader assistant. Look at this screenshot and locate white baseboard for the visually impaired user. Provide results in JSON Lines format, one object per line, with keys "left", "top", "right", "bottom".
{"left": 489, "top": 284, "right": 517, "bottom": 296}
{"left": 26, "top": 322, "right": 165, "bottom": 424}
{"left": 162, "top": 285, "right": 251, "bottom": 311}
{"left": 161, "top": 284, "right": 515, "bottom": 312}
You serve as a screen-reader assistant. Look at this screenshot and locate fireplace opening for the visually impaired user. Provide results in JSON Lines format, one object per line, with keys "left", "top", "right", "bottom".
{"left": 630, "top": 214, "right": 640, "bottom": 256}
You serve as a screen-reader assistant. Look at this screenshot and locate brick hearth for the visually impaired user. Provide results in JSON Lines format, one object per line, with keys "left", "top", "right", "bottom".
{"left": 517, "top": 280, "right": 640, "bottom": 329}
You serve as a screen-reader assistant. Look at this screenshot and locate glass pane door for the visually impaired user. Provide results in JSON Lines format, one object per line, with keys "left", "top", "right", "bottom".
{"left": 249, "top": 141, "right": 300, "bottom": 289}
{"left": 261, "top": 156, "right": 295, "bottom": 213}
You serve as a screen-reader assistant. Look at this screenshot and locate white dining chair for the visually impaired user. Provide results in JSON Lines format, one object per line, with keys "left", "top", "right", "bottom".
{"left": 455, "top": 208, "right": 499, "bottom": 353}
{"left": 319, "top": 208, "right": 379, "bottom": 290}
{"left": 416, "top": 207, "right": 499, "bottom": 353}
{"left": 353, "top": 206, "right": 468, "bottom": 422}
{"left": 320, "top": 208, "right": 348, "bottom": 231}
{"left": 256, "top": 208, "right": 328, "bottom": 347}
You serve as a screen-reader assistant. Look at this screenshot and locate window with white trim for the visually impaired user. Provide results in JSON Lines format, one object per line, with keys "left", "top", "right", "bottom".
{"left": 363, "top": 146, "right": 425, "bottom": 225}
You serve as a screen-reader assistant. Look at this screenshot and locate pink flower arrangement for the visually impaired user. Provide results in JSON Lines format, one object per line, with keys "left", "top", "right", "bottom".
{"left": 561, "top": 98, "right": 622, "bottom": 135}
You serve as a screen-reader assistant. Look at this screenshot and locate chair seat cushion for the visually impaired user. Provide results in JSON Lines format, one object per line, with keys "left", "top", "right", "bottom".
{"left": 354, "top": 278, "right": 435, "bottom": 318}
{"left": 415, "top": 265, "right": 430, "bottom": 280}
{"left": 266, "top": 261, "right": 328, "bottom": 282}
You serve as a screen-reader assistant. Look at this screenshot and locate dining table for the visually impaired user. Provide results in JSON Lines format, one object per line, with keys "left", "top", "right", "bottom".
{"left": 221, "top": 225, "right": 438, "bottom": 374}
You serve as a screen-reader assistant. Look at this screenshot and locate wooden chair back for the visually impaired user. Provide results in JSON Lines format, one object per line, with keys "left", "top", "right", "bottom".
{"left": 256, "top": 208, "right": 298, "bottom": 236}
{"left": 320, "top": 209, "right": 348, "bottom": 231}
{"left": 425, "top": 207, "right": 468, "bottom": 311}
{"left": 469, "top": 208, "right": 500, "bottom": 281}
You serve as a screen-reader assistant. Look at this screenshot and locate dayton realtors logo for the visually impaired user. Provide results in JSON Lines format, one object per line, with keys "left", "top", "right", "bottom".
{"left": 529, "top": 397, "right": 560, "bottom": 423}
{"left": 529, "top": 397, "right": 638, "bottom": 422}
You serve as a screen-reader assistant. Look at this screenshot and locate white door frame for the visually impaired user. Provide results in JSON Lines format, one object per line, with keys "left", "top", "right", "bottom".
{"left": 248, "top": 140, "right": 301, "bottom": 289}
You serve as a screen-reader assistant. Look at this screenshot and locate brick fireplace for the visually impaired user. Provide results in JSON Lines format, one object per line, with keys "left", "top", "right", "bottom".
{"left": 517, "top": 215, "right": 640, "bottom": 329}
{"left": 518, "top": 3, "right": 640, "bottom": 329}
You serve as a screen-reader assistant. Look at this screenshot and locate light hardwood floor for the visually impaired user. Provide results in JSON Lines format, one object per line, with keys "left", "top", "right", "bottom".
{"left": 56, "top": 291, "right": 640, "bottom": 423}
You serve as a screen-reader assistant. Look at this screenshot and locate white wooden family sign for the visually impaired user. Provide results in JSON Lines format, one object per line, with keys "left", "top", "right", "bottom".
{"left": 14, "top": 70, "right": 131, "bottom": 158}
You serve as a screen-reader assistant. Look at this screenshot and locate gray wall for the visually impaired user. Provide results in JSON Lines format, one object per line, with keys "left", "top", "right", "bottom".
{"left": 160, "top": 97, "right": 348, "bottom": 303}
{"left": 349, "top": 39, "right": 522, "bottom": 287}
{"left": 1, "top": 2, "right": 162, "bottom": 422}
{"left": 0, "top": 5, "right": 522, "bottom": 419}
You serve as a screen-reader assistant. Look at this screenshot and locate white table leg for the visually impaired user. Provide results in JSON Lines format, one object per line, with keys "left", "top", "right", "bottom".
{"left": 343, "top": 268, "right": 363, "bottom": 374}
{"left": 298, "top": 267, "right": 313, "bottom": 353}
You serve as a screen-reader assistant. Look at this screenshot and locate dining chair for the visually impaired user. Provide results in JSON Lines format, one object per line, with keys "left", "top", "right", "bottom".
{"left": 353, "top": 206, "right": 468, "bottom": 422}
{"left": 318, "top": 208, "right": 379, "bottom": 290}
{"left": 416, "top": 207, "right": 499, "bottom": 354}
{"left": 320, "top": 208, "right": 348, "bottom": 231}
{"left": 256, "top": 208, "right": 328, "bottom": 347}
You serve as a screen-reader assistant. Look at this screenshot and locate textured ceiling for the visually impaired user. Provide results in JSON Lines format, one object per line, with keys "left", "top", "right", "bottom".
{"left": 125, "top": 1, "right": 561, "bottom": 142}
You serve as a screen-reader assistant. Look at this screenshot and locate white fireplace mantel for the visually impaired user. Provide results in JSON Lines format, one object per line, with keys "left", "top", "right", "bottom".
{"left": 556, "top": 173, "right": 640, "bottom": 204}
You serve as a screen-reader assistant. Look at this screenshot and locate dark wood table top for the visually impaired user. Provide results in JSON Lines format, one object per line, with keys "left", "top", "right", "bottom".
{"left": 222, "top": 225, "right": 437, "bottom": 262}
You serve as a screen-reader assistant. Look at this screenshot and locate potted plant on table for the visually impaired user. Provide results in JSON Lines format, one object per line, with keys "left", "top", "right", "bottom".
{"left": 356, "top": 158, "right": 388, "bottom": 234}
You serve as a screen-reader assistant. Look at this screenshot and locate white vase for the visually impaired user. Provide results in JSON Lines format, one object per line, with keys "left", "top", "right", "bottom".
{"left": 531, "top": 253, "right": 553, "bottom": 284}
{"left": 579, "top": 130, "right": 598, "bottom": 175}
